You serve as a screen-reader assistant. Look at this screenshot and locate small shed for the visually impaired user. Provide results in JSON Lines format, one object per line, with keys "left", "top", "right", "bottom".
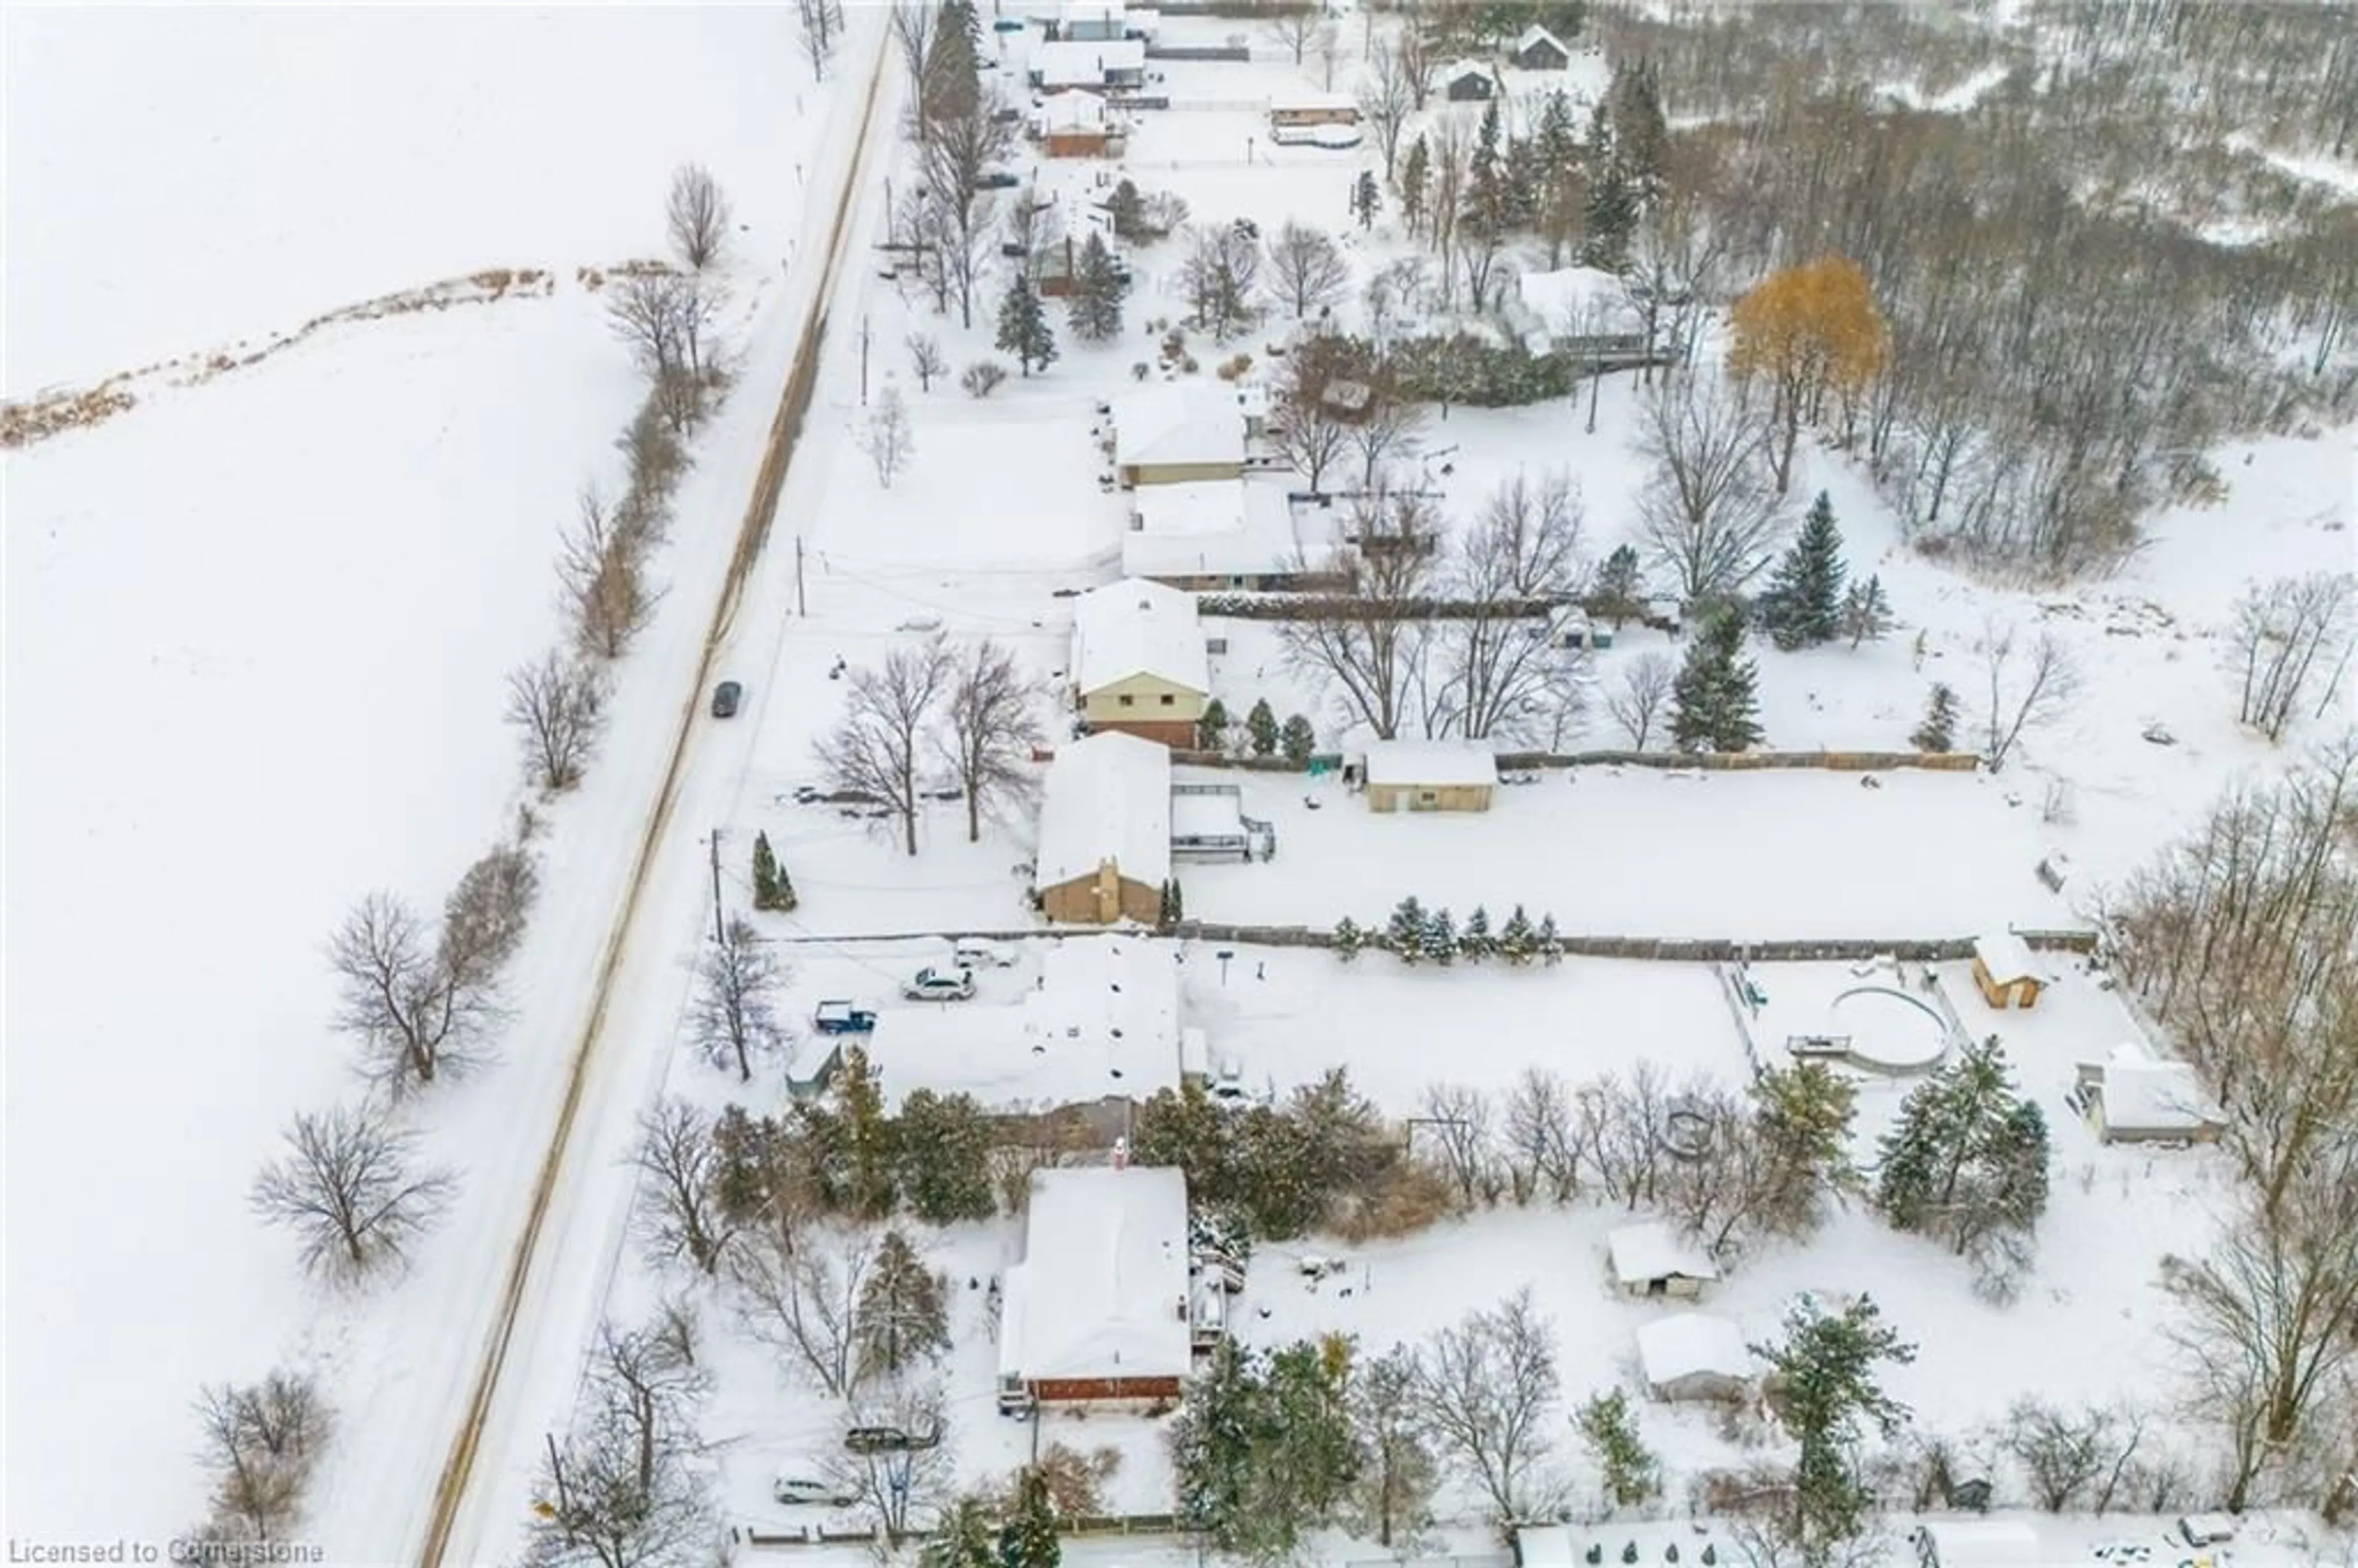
{"left": 1442, "top": 60, "right": 1495, "bottom": 101}
{"left": 1269, "top": 88, "right": 1360, "bottom": 128}
{"left": 1969, "top": 931, "right": 2045, "bottom": 1010}
{"left": 1511, "top": 23, "right": 1571, "bottom": 69}
{"left": 2074, "top": 1044, "right": 2225, "bottom": 1144}
{"left": 1361, "top": 740, "right": 1498, "bottom": 813}
{"left": 1608, "top": 1221, "right": 1720, "bottom": 1300}
{"left": 1636, "top": 1312, "right": 1751, "bottom": 1403}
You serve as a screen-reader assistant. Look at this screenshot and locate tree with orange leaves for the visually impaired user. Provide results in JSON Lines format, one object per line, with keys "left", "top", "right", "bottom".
{"left": 1727, "top": 257, "right": 1888, "bottom": 495}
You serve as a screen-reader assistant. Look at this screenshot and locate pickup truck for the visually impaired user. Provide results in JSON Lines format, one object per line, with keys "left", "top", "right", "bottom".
{"left": 812, "top": 1000, "right": 878, "bottom": 1034}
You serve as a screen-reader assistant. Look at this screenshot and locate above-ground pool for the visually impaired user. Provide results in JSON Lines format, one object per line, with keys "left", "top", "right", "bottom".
{"left": 1823, "top": 986, "right": 1951, "bottom": 1071}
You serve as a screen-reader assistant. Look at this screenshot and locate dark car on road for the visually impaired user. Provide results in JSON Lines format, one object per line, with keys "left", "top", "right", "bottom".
{"left": 711, "top": 680, "right": 744, "bottom": 718}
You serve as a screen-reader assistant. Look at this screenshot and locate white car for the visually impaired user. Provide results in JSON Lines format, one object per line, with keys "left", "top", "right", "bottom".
{"left": 953, "top": 937, "right": 1017, "bottom": 969}
{"left": 901, "top": 965, "right": 975, "bottom": 1002}
{"left": 774, "top": 1474, "right": 859, "bottom": 1508}
{"left": 897, "top": 611, "right": 946, "bottom": 633}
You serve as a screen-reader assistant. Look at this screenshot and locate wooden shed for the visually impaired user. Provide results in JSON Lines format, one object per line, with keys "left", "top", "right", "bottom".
{"left": 1608, "top": 1221, "right": 1720, "bottom": 1300}
{"left": 1511, "top": 23, "right": 1571, "bottom": 69}
{"left": 1969, "top": 931, "right": 2045, "bottom": 1010}
{"left": 1361, "top": 740, "right": 1498, "bottom": 813}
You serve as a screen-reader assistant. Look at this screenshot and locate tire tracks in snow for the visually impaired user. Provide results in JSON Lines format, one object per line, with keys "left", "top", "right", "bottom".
{"left": 413, "top": 36, "right": 894, "bottom": 1568}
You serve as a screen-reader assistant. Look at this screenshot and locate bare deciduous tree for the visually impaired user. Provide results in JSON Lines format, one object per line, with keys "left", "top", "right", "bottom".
{"left": 822, "top": 638, "right": 954, "bottom": 856}
{"left": 558, "top": 486, "right": 660, "bottom": 660}
{"left": 251, "top": 1104, "right": 457, "bottom": 1281}
{"left": 906, "top": 333, "right": 948, "bottom": 393}
{"left": 328, "top": 891, "right": 497, "bottom": 1090}
{"left": 2231, "top": 572, "right": 2355, "bottom": 742}
{"left": 1273, "top": 352, "right": 1354, "bottom": 491}
{"left": 1417, "top": 1082, "right": 1499, "bottom": 1208}
{"left": 862, "top": 385, "right": 917, "bottom": 487}
{"left": 1180, "top": 222, "right": 1262, "bottom": 341}
{"left": 1417, "top": 1287, "right": 1561, "bottom": 1523}
{"left": 691, "top": 916, "right": 788, "bottom": 1083}
{"left": 666, "top": 165, "right": 731, "bottom": 272}
{"left": 1351, "top": 1342, "right": 1440, "bottom": 1549}
{"left": 1426, "top": 472, "right": 1589, "bottom": 742}
{"left": 1396, "top": 20, "right": 1440, "bottom": 108}
{"left": 634, "top": 1098, "right": 738, "bottom": 1276}
{"left": 609, "top": 273, "right": 691, "bottom": 380}
{"left": 730, "top": 1219, "right": 881, "bottom": 1395}
{"left": 1996, "top": 1397, "right": 2147, "bottom": 1513}
{"left": 1348, "top": 386, "right": 1427, "bottom": 489}
{"left": 528, "top": 1317, "right": 715, "bottom": 1568}
{"left": 823, "top": 1384, "right": 955, "bottom": 1545}
{"left": 440, "top": 842, "right": 538, "bottom": 991}
{"left": 1264, "top": 7, "right": 1322, "bottom": 64}
{"left": 920, "top": 88, "right": 1015, "bottom": 328}
{"left": 1979, "top": 618, "right": 2082, "bottom": 769}
{"left": 193, "top": 1372, "right": 331, "bottom": 1542}
{"left": 1360, "top": 40, "right": 1416, "bottom": 182}
{"left": 1608, "top": 651, "right": 1678, "bottom": 750}
{"left": 1282, "top": 491, "right": 1442, "bottom": 739}
{"left": 1581, "top": 1065, "right": 1671, "bottom": 1210}
{"left": 1267, "top": 221, "right": 1350, "bottom": 320}
{"left": 1633, "top": 376, "right": 1783, "bottom": 602}
{"left": 506, "top": 651, "right": 606, "bottom": 793}
{"left": 795, "top": 0, "right": 845, "bottom": 80}
{"left": 936, "top": 638, "right": 1045, "bottom": 842}
{"left": 1502, "top": 1067, "right": 1586, "bottom": 1205}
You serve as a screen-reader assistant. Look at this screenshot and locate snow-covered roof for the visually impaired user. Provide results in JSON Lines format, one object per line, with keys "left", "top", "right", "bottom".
{"left": 1636, "top": 1312, "right": 1750, "bottom": 1386}
{"left": 1111, "top": 383, "right": 1248, "bottom": 471}
{"left": 1608, "top": 1221, "right": 1721, "bottom": 1286}
{"left": 998, "top": 1165, "right": 1191, "bottom": 1385}
{"left": 1514, "top": 1527, "right": 1583, "bottom": 1568}
{"left": 870, "top": 936, "right": 1181, "bottom": 1112}
{"left": 1032, "top": 37, "right": 1145, "bottom": 87}
{"left": 1071, "top": 577, "right": 1210, "bottom": 694}
{"left": 1364, "top": 739, "right": 1499, "bottom": 788}
{"left": 2093, "top": 1044, "right": 2223, "bottom": 1134}
{"left": 1972, "top": 930, "right": 2040, "bottom": 984}
{"left": 1059, "top": 0, "right": 1124, "bottom": 24}
{"left": 1122, "top": 481, "right": 1326, "bottom": 580}
{"left": 1037, "top": 88, "right": 1109, "bottom": 134}
{"left": 1442, "top": 58, "right": 1491, "bottom": 85}
{"left": 1035, "top": 731, "right": 1173, "bottom": 889}
{"left": 1514, "top": 22, "right": 1569, "bottom": 58}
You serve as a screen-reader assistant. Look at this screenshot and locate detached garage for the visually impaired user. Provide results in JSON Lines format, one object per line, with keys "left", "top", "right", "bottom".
{"left": 1361, "top": 740, "right": 1498, "bottom": 813}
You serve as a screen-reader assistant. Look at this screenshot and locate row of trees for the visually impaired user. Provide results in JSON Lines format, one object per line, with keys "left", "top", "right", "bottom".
{"left": 1336, "top": 899, "right": 1568, "bottom": 965}
{"left": 821, "top": 634, "right": 1045, "bottom": 855}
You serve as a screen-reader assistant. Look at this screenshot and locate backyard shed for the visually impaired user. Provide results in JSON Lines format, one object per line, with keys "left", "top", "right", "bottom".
{"left": 1969, "top": 931, "right": 2045, "bottom": 1010}
{"left": 1361, "top": 740, "right": 1498, "bottom": 812}
{"left": 1442, "top": 60, "right": 1495, "bottom": 99}
{"left": 1268, "top": 88, "right": 1360, "bottom": 128}
{"left": 2074, "top": 1043, "right": 2225, "bottom": 1144}
{"left": 1511, "top": 23, "right": 1571, "bottom": 68}
{"left": 1070, "top": 578, "right": 1210, "bottom": 745}
{"left": 1035, "top": 732, "right": 1172, "bottom": 925}
{"left": 1608, "top": 1221, "right": 1720, "bottom": 1300}
{"left": 1111, "top": 384, "right": 1250, "bottom": 486}
{"left": 997, "top": 1165, "right": 1192, "bottom": 1406}
{"left": 1635, "top": 1312, "right": 1751, "bottom": 1402}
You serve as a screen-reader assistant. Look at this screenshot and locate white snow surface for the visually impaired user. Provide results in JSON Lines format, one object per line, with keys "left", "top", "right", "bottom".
{"left": 1002, "top": 1165, "right": 1193, "bottom": 1384}
{"left": 1110, "top": 382, "right": 1249, "bottom": 472}
{"left": 1635, "top": 1310, "right": 1753, "bottom": 1386}
{"left": 1361, "top": 738, "right": 1501, "bottom": 788}
{"left": 1037, "top": 731, "right": 1175, "bottom": 888}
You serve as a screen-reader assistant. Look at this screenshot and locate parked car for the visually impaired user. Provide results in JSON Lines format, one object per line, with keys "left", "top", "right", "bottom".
{"left": 812, "top": 999, "right": 879, "bottom": 1034}
{"left": 953, "top": 937, "right": 1016, "bottom": 969}
{"left": 971, "top": 170, "right": 1022, "bottom": 190}
{"left": 898, "top": 611, "right": 946, "bottom": 632}
{"left": 710, "top": 680, "right": 744, "bottom": 718}
{"left": 774, "top": 1473, "right": 860, "bottom": 1508}
{"left": 901, "top": 965, "right": 975, "bottom": 1001}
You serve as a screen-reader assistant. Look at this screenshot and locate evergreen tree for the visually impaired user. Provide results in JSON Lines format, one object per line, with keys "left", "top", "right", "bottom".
{"left": 1132, "top": 1082, "right": 1240, "bottom": 1201}
{"left": 1459, "top": 904, "right": 1494, "bottom": 962}
{"left": 1750, "top": 1063, "right": 1858, "bottom": 1237}
{"left": 1172, "top": 1339, "right": 1264, "bottom": 1553}
{"left": 752, "top": 829, "right": 782, "bottom": 910}
{"left": 996, "top": 273, "right": 1057, "bottom": 375}
{"left": 1575, "top": 1388, "right": 1660, "bottom": 1507}
{"left": 1334, "top": 915, "right": 1365, "bottom": 962}
{"left": 1107, "top": 178, "right": 1146, "bottom": 243}
{"left": 1592, "top": 543, "right": 1644, "bottom": 627}
{"left": 822, "top": 1046, "right": 897, "bottom": 1216}
{"left": 774, "top": 860, "right": 797, "bottom": 911}
{"left": 1875, "top": 1038, "right": 2051, "bottom": 1256}
{"left": 1669, "top": 611, "right": 1765, "bottom": 753}
{"left": 1497, "top": 904, "right": 1537, "bottom": 964}
{"left": 998, "top": 1469, "right": 1062, "bottom": 1568}
{"left": 855, "top": 1228, "right": 952, "bottom": 1381}
{"left": 1280, "top": 713, "right": 1316, "bottom": 767}
{"left": 1420, "top": 906, "right": 1458, "bottom": 965}
{"left": 1352, "top": 170, "right": 1382, "bottom": 231}
{"left": 927, "top": 1499, "right": 999, "bottom": 1568}
{"left": 1169, "top": 877, "right": 1184, "bottom": 922}
{"left": 1172, "top": 1337, "right": 1358, "bottom": 1560}
{"left": 1200, "top": 696, "right": 1231, "bottom": 750}
{"left": 1246, "top": 697, "right": 1280, "bottom": 756}
{"left": 1067, "top": 231, "right": 1128, "bottom": 342}
{"left": 1259, "top": 1338, "right": 1361, "bottom": 1527}
{"left": 1841, "top": 574, "right": 1894, "bottom": 647}
{"left": 893, "top": 1089, "right": 999, "bottom": 1223}
{"left": 1387, "top": 896, "right": 1428, "bottom": 960}
{"left": 1751, "top": 1296, "right": 1916, "bottom": 1560}
{"left": 1761, "top": 492, "right": 1846, "bottom": 650}
{"left": 1606, "top": 56, "right": 1667, "bottom": 193}
{"left": 1348, "top": 1343, "right": 1438, "bottom": 1548}
{"left": 1910, "top": 683, "right": 1959, "bottom": 752}
{"left": 1537, "top": 912, "right": 1564, "bottom": 963}
{"left": 1580, "top": 160, "right": 1637, "bottom": 271}
{"left": 1398, "top": 136, "right": 1431, "bottom": 233}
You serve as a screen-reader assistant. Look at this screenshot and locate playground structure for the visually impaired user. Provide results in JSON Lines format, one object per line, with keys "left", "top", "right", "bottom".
{"left": 1722, "top": 956, "right": 1967, "bottom": 1078}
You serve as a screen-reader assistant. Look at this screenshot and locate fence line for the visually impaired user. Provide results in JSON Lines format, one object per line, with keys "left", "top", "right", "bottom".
{"left": 767, "top": 923, "right": 2103, "bottom": 960}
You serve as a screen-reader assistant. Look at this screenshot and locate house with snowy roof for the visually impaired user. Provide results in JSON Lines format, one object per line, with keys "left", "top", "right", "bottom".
{"left": 1056, "top": 0, "right": 1127, "bottom": 41}
{"left": 1442, "top": 59, "right": 1496, "bottom": 100}
{"left": 1029, "top": 37, "right": 1146, "bottom": 93}
{"left": 1035, "top": 732, "right": 1172, "bottom": 924}
{"left": 1121, "top": 481, "right": 1342, "bottom": 591}
{"left": 1636, "top": 1311, "right": 1752, "bottom": 1403}
{"left": 1110, "top": 384, "right": 1250, "bottom": 487}
{"left": 2074, "top": 1042, "right": 2225, "bottom": 1144}
{"left": 1608, "top": 1221, "right": 1721, "bottom": 1300}
{"left": 1035, "top": 89, "right": 1115, "bottom": 157}
{"left": 1511, "top": 23, "right": 1571, "bottom": 69}
{"left": 997, "top": 1163, "right": 1193, "bottom": 1408}
{"left": 1070, "top": 578, "right": 1210, "bottom": 746}
{"left": 867, "top": 936, "right": 1181, "bottom": 1114}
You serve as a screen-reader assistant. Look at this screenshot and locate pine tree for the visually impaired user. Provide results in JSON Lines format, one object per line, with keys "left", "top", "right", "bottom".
{"left": 773, "top": 860, "right": 798, "bottom": 912}
{"left": 1538, "top": 912, "right": 1565, "bottom": 964}
{"left": 1399, "top": 135, "right": 1431, "bottom": 233}
{"left": 1246, "top": 697, "right": 1279, "bottom": 756}
{"left": 1751, "top": 1297, "right": 1916, "bottom": 1560}
{"left": 1107, "top": 178, "right": 1146, "bottom": 243}
{"left": 1842, "top": 574, "right": 1894, "bottom": 648}
{"left": 1581, "top": 161, "right": 1637, "bottom": 271}
{"left": 927, "top": 1499, "right": 999, "bottom": 1568}
{"left": 894, "top": 1088, "right": 1000, "bottom": 1223}
{"left": 1875, "top": 1038, "right": 2050, "bottom": 1256}
{"left": 1169, "top": 878, "right": 1184, "bottom": 922}
{"left": 1497, "top": 904, "right": 1536, "bottom": 964}
{"left": 856, "top": 1228, "right": 952, "bottom": 1381}
{"left": 998, "top": 1469, "right": 1062, "bottom": 1568}
{"left": 1420, "top": 906, "right": 1458, "bottom": 965}
{"left": 1334, "top": 915, "right": 1364, "bottom": 962}
{"left": 1459, "top": 904, "right": 1494, "bottom": 962}
{"left": 1352, "top": 170, "right": 1382, "bottom": 231}
{"left": 1171, "top": 1339, "right": 1267, "bottom": 1553}
{"left": 1200, "top": 696, "right": 1231, "bottom": 750}
{"left": 996, "top": 273, "right": 1057, "bottom": 375}
{"left": 1387, "top": 896, "right": 1427, "bottom": 960}
{"left": 752, "top": 830, "right": 782, "bottom": 910}
{"left": 1280, "top": 713, "right": 1316, "bottom": 767}
{"left": 829, "top": 1046, "right": 898, "bottom": 1217}
{"left": 1910, "top": 683, "right": 1959, "bottom": 752}
{"left": 1750, "top": 1063, "right": 1858, "bottom": 1238}
{"left": 1576, "top": 1388, "right": 1660, "bottom": 1507}
{"left": 1669, "top": 610, "right": 1765, "bottom": 753}
{"left": 1067, "top": 231, "right": 1128, "bottom": 342}
{"left": 1592, "top": 543, "right": 1644, "bottom": 627}
{"left": 1761, "top": 492, "right": 1846, "bottom": 650}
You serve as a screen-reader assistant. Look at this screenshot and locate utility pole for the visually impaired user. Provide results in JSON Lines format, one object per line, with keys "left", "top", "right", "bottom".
{"left": 709, "top": 829, "right": 725, "bottom": 947}
{"left": 795, "top": 536, "right": 807, "bottom": 617}
{"left": 860, "top": 314, "right": 872, "bottom": 406}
